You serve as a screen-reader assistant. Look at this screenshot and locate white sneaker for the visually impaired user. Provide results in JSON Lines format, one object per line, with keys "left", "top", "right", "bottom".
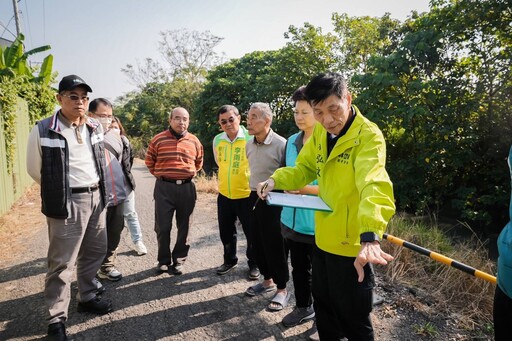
{"left": 133, "top": 240, "right": 147, "bottom": 255}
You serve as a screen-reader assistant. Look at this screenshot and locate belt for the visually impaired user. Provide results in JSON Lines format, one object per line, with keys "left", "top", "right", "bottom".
{"left": 159, "top": 177, "right": 192, "bottom": 185}
{"left": 71, "top": 184, "right": 99, "bottom": 194}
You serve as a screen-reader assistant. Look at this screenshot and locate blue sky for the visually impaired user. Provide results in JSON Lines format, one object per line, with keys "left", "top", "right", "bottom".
{"left": 1, "top": 0, "right": 430, "bottom": 101}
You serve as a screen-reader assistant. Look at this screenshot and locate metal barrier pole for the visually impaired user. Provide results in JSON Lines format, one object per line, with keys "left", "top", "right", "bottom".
{"left": 383, "top": 233, "right": 496, "bottom": 284}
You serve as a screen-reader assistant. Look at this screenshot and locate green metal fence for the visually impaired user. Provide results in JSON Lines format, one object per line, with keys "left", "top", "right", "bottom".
{"left": 0, "top": 98, "right": 34, "bottom": 215}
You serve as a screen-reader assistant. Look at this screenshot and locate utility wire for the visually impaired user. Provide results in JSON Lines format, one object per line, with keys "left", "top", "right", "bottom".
{"left": 23, "top": 0, "right": 33, "bottom": 47}
{"left": 0, "top": 17, "right": 17, "bottom": 39}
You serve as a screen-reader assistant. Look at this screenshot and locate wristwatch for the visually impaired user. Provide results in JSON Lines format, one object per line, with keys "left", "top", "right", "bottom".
{"left": 360, "top": 232, "right": 380, "bottom": 243}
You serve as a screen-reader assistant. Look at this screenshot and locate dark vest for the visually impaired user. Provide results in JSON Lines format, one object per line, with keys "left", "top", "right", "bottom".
{"left": 37, "top": 112, "right": 108, "bottom": 218}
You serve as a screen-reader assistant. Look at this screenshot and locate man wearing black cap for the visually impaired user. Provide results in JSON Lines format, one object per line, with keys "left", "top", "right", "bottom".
{"left": 27, "top": 75, "right": 113, "bottom": 341}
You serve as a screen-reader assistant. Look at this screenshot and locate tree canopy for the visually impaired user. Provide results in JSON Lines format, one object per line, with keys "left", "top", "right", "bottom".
{"left": 115, "top": 0, "right": 512, "bottom": 233}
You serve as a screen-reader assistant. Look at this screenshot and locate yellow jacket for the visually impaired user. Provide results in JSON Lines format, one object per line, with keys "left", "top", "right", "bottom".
{"left": 271, "top": 107, "right": 395, "bottom": 257}
{"left": 213, "top": 126, "right": 251, "bottom": 199}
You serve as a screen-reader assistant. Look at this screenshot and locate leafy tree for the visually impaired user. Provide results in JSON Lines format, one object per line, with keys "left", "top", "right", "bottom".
{"left": 115, "top": 78, "right": 200, "bottom": 157}
{"left": 0, "top": 33, "right": 53, "bottom": 85}
{"left": 331, "top": 13, "right": 401, "bottom": 77}
{"left": 192, "top": 23, "right": 338, "bottom": 172}
{"left": 353, "top": 0, "right": 511, "bottom": 231}
{"left": 0, "top": 33, "right": 56, "bottom": 173}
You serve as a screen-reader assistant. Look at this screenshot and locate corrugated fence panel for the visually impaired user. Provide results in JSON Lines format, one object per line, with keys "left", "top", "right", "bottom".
{"left": 13, "top": 99, "right": 33, "bottom": 198}
{"left": 0, "top": 98, "right": 34, "bottom": 216}
{"left": 0, "top": 110, "right": 15, "bottom": 214}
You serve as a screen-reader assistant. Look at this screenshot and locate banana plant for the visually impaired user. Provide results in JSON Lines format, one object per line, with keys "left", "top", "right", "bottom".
{"left": 0, "top": 33, "right": 53, "bottom": 85}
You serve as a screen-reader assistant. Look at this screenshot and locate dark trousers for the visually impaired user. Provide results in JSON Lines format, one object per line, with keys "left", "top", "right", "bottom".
{"left": 494, "top": 285, "right": 512, "bottom": 340}
{"left": 250, "top": 191, "right": 289, "bottom": 289}
{"left": 313, "top": 246, "right": 375, "bottom": 341}
{"left": 101, "top": 204, "right": 125, "bottom": 272}
{"left": 285, "top": 237, "right": 313, "bottom": 308}
{"left": 154, "top": 179, "right": 196, "bottom": 266}
{"left": 217, "top": 193, "right": 256, "bottom": 267}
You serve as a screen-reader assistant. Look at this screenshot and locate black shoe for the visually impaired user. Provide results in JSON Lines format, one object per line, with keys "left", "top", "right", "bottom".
{"left": 248, "top": 266, "right": 260, "bottom": 280}
{"left": 48, "top": 322, "right": 67, "bottom": 341}
{"left": 171, "top": 264, "right": 183, "bottom": 275}
{"left": 77, "top": 296, "right": 113, "bottom": 315}
{"left": 216, "top": 263, "right": 238, "bottom": 275}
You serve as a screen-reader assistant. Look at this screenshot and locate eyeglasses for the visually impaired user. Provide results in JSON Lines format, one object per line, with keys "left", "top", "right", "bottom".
{"left": 219, "top": 117, "right": 236, "bottom": 125}
{"left": 61, "top": 94, "right": 89, "bottom": 102}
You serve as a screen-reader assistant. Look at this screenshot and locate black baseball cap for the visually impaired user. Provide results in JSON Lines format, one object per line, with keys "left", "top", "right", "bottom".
{"left": 58, "top": 75, "right": 93, "bottom": 93}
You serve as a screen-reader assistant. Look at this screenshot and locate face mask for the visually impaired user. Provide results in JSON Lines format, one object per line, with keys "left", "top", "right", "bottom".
{"left": 97, "top": 117, "right": 112, "bottom": 131}
{"left": 111, "top": 128, "right": 121, "bottom": 134}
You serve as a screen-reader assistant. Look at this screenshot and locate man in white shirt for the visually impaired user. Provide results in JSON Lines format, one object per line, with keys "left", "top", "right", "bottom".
{"left": 27, "top": 75, "right": 113, "bottom": 341}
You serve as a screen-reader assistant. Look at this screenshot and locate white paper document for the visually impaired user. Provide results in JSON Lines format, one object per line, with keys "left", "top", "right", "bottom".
{"left": 265, "top": 192, "right": 333, "bottom": 212}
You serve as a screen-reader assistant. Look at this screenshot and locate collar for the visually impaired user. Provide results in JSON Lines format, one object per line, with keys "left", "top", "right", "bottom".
{"left": 58, "top": 110, "right": 87, "bottom": 128}
{"left": 329, "top": 106, "right": 356, "bottom": 139}
{"left": 292, "top": 131, "right": 305, "bottom": 150}
{"left": 219, "top": 126, "right": 247, "bottom": 142}
{"left": 253, "top": 128, "right": 273, "bottom": 145}
{"left": 169, "top": 127, "right": 187, "bottom": 139}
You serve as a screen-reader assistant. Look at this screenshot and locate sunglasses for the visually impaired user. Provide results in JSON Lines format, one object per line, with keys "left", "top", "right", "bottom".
{"left": 219, "top": 117, "right": 236, "bottom": 125}
{"left": 61, "top": 94, "right": 89, "bottom": 102}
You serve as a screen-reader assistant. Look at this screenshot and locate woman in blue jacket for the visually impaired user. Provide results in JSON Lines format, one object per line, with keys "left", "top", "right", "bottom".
{"left": 280, "top": 86, "right": 318, "bottom": 334}
{"left": 494, "top": 145, "right": 512, "bottom": 340}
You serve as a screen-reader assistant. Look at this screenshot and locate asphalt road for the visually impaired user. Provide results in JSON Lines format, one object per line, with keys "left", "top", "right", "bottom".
{"left": 0, "top": 161, "right": 315, "bottom": 341}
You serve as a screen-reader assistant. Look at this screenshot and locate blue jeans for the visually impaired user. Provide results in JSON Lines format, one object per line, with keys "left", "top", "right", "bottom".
{"left": 122, "top": 191, "right": 143, "bottom": 243}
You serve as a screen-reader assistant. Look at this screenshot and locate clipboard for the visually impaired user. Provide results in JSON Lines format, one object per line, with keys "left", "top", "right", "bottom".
{"left": 265, "top": 192, "right": 333, "bottom": 212}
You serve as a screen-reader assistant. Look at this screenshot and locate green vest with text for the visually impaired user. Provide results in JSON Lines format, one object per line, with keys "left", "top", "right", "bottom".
{"left": 213, "top": 126, "right": 251, "bottom": 199}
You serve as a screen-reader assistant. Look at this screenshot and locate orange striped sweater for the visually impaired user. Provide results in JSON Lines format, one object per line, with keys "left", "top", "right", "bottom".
{"left": 145, "top": 129, "right": 204, "bottom": 179}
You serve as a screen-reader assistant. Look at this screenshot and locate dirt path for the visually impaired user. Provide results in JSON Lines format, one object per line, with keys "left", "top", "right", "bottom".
{"left": 0, "top": 161, "right": 489, "bottom": 340}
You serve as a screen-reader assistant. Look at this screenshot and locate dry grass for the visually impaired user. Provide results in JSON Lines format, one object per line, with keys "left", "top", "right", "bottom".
{"left": 381, "top": 213, "right": 495, "bottom": 333}
{"left": 195, "top": 171, "right": 218, "bottom": 194}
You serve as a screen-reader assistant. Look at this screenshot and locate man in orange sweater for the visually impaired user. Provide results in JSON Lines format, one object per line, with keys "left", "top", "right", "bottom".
{"left": 145, "top": 107, "right": 204, "bottom": 275}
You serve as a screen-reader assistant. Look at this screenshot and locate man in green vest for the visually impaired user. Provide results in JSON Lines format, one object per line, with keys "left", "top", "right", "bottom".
{"left": 213, "top": 105, "right": 259, "bottom": 280}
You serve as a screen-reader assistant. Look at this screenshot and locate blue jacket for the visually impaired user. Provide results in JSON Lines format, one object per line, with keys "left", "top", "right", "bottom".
{"left": 280, "top": 131, "right": 317, "bottom": 236}
{"left": 497, "top": 145, "right": 512, "bottom": 298}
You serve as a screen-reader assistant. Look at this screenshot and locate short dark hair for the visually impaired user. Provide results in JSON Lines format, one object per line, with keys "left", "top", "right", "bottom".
{"left": 88, "top": 98, "right": 112, "bottom": 113}
{"left": 217, "top": 105, "right": 239, "bottom": 119}
{"left": 291, "top": 86, "right": 307, "bottom": 105}
{"left": 304, "top": 72, "right": 348, "bottom": 105}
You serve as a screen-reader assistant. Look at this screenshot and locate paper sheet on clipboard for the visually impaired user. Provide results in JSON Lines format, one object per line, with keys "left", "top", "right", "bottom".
{"left": 265, "top": 192, "right": 333, "bottom": 212}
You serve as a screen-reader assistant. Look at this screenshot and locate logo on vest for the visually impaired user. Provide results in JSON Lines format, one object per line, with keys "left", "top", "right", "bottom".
{"left": 337, "top": 152, "right": 351, "bottom": 165}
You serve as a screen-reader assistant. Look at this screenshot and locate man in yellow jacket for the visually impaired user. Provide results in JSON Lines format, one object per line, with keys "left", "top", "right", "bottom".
{"left": 213, "top": 105, "right": 259, "bottom": 280}
{"left": 257, "top": 72, "right": 395, "bottom": 341}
